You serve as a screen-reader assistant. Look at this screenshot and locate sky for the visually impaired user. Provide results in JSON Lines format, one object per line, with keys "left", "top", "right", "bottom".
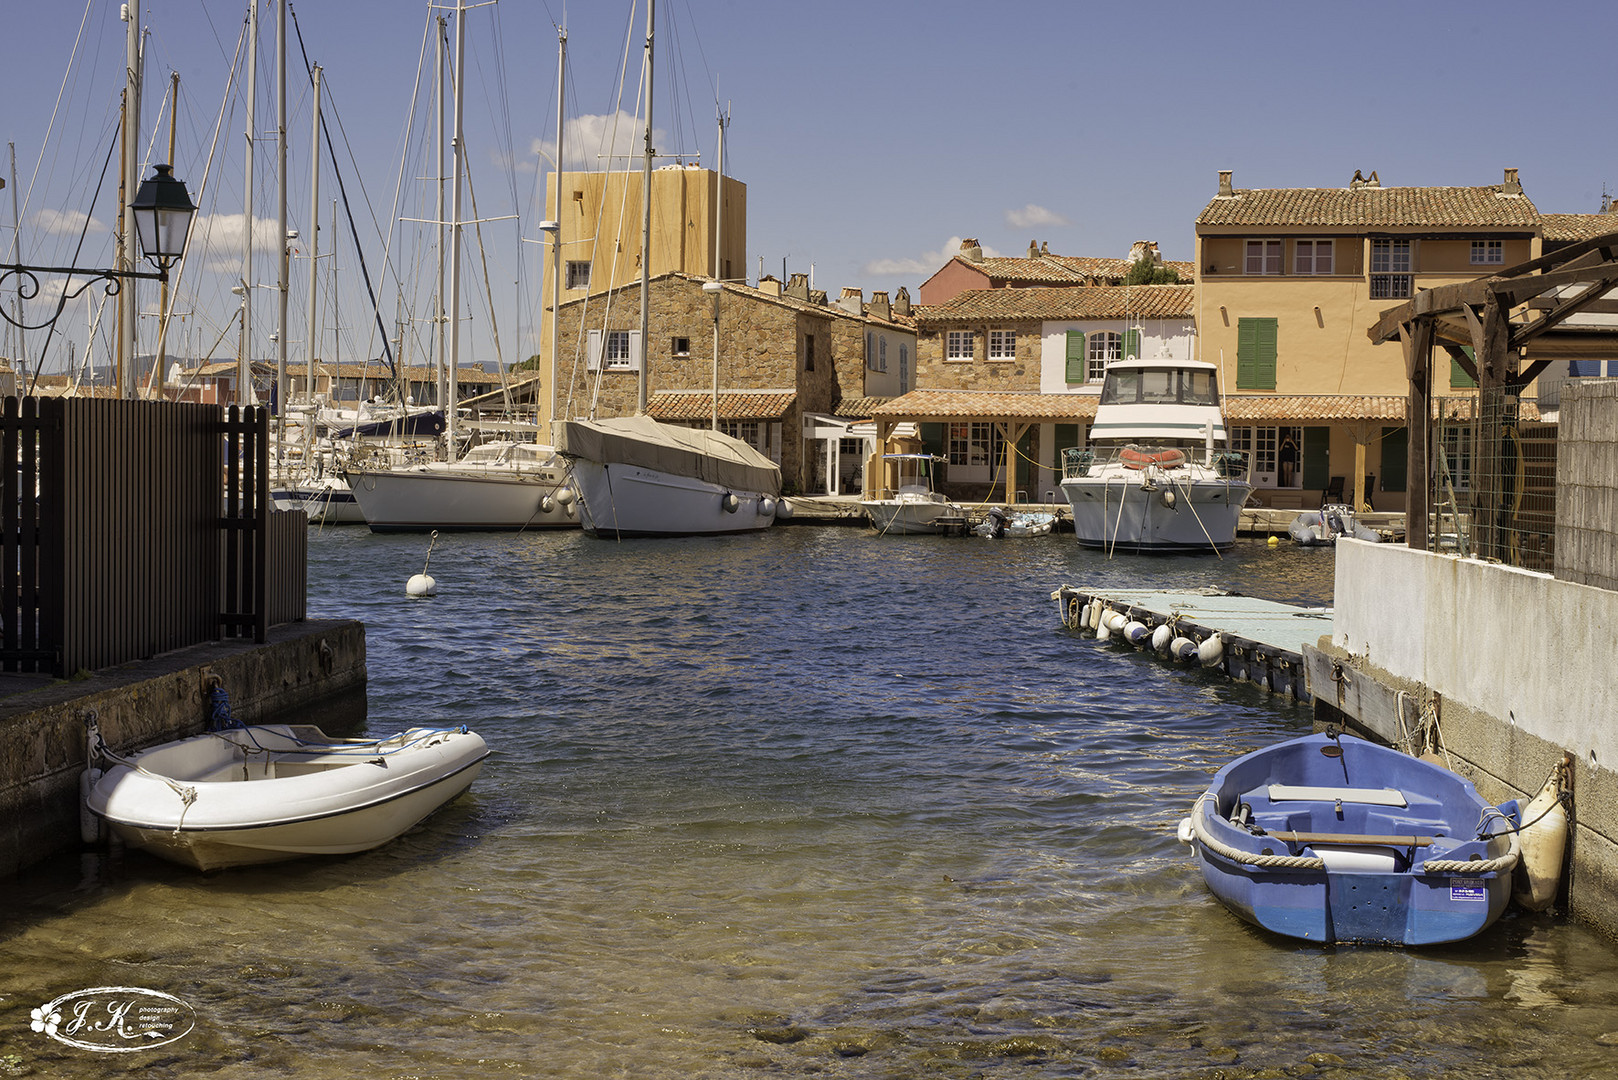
{"left": 2, "top": 0, "right": 1615, "bottom": 380}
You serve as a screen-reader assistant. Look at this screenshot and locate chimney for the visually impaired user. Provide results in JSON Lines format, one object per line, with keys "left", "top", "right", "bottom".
{"left": 892, "top": 286, "right": 912, "bottom": 318}
{"left": 839, "top": 286, "right": 864, "bottom": 316}
{"left": 1027, "top": 240, "right": 1039, "bottom": 259}
{"left": 757, "top": 274, "right": 782, "bottom": 297}
{"left": 869, "top": 290, "right": 891, "bottom": 321}
{"left": 809, "top": 289, "right": 828, "bottom": 306}
{"left": 1218, "top": 170, "right": 1233, "bottom": 197}
{"left": 1040, "top": 241, "right": 1049, "bottom": 256}
{"left": 785, "top": 272, "right": 810, "bottom": 301}
{"left": 960, "top": 238, "right": 983, "bottom": 262}
{"left": 1504, "top": 167, "right": 1522, "bottom": 195}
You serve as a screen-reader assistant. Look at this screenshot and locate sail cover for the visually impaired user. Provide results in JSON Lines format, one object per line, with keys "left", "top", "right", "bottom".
{"left": 554, "top": 415, "right": 782, "bottom": 496}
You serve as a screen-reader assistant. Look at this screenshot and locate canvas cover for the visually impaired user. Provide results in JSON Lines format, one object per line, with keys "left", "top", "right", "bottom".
{"left": 554, "top": 415, "right": 782, "bottom": 496}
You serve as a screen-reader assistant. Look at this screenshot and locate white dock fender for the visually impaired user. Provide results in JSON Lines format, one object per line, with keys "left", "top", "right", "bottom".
{"left": 1150, "top": 624, "right": 1173, "bottom": 653}
{"left": 1513, "top": 764, "right": 1569, "bottom": 912}
{"left": 1170, "top": 636, "right": 1197, "bottom": 662}
{"left": 1123, "top": 620, "right": 1149, "bottom": 646}
{"left": 1096, "top": 610, "right": 1114, "bottom": 643}
{"left": 1197, "top": 633, "right": 1224, "bottom": 668}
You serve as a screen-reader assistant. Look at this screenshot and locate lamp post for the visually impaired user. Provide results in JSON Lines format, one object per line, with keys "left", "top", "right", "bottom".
{"left": 0, "top": 164, "right": 196, "bottom": 340}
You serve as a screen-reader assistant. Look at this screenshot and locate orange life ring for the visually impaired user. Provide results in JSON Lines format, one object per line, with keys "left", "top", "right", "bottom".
{"left": 1120, "top": 447, "right": 1186, "bottom": 471}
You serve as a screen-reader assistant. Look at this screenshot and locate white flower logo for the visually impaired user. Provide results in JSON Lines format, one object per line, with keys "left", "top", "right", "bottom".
{"left": 30, "top": 1005, "right": 61, "bottom": 1036}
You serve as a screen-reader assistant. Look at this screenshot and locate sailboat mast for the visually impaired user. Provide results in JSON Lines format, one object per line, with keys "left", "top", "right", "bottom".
{"left": 120, "top": 3, "right": 141, "bottom": 398}
{"left": 712, "top": 106, "right": 726, "bottom": 431}
{"left": 276, "top": 0, "right": 289, "bottom": 450}
{"left": 636, "top": 0, "right": 654, "bottom": 415}
{"left": 305, "top": 65, "right": 322, "bottom": 433}
{"left": 153, "top": 71, "right": 179, "bottom": 397}
{"left": 435, "top": 15, "right": 447, "bottom": 424}
{"left": 241, "top": 0, "right": 257, "bottom": 405}
{"left": 446, "top": 0, "right": 467, "bottom": 463}
{"left": 548, "top": 24, "right": 565, "bottom": 432}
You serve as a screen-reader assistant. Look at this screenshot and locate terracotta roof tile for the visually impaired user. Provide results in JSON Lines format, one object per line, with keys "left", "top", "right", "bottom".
{"left": 869, "top": 390, "right": 1098, "bottom": 421}
{"left": 646, "top": 389, "right": 797, "bottom": 421}
{"left": 834, "top": 396, "right": 894, "bottom": 417}
{"left": 1540, "top": 213, "right": 1618, "bottom": 244}
{"left": 918, "top": 284, "right": 1195, "bottom": 324}
{"left": 1197, "top": 184, "right": 1540, "bottom": 229}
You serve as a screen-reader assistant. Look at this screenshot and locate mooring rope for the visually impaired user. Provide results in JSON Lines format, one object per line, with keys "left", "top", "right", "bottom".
{"left": 1190, "top": 794, "right": 1325, "bottom": 870}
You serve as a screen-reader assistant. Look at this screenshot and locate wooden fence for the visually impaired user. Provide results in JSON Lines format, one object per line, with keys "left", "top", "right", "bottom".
{"left": 1, "top": 396, "right": 306, "bottom": 677}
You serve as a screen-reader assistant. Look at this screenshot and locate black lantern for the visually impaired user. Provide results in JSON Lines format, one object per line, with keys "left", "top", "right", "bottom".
{"left": 129, "top": 164, "right": 197, "bottom": 272}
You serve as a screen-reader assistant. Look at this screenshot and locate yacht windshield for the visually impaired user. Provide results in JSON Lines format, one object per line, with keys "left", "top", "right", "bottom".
{"left": 1100, "top": 367, "right": 1220, "bottom": 406}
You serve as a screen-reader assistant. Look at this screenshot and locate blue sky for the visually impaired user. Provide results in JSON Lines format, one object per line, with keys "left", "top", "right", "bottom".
{"left": 3, "top": 0, "right": 1615, "bottom": 376}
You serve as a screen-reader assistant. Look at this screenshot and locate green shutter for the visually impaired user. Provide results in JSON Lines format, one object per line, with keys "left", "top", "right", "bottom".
{"left": 1064, "top": 330, "right": 1086, "bottom": 383}
{"left": 1124, "top": 328, "right": 1141, "bottom": 360}
{"left": 1236, "top": 317, "right": 1277, "bottom": 390}
{"left": 1302, "top": 427, "right": 1330, "bottom": 490}
{"left": 1380, "top": 426, "right": 1408, "bottom": 493}
{"left": 1055, "top": 422, "right": 1079, "bottom": 451}
{"left": 1016, "top": 427, "right": 1037, "bottom": 491}
{"left": 1451, "top": 346, "right": 1478, "bottom": 389}
{"left": 919, "top": 423, "right": 945, "bottom": 457}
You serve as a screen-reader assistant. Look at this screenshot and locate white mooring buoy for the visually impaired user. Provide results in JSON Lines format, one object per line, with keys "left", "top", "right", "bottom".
{"left": 407, "top": 530, "right": 439, "bottom": 597}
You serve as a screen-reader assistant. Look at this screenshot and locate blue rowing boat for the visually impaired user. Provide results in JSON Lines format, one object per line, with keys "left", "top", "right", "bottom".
{"left": 1177, "top": 732, "right": 1520, "bottom": 945}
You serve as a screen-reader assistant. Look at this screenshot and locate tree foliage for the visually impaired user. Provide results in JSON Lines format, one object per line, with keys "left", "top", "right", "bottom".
{"left": 1124, "top": 259, "right": 1180, "bottom": 286}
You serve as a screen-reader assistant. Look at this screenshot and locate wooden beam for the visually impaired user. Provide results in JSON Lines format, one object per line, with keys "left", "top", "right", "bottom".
{"left": 1442, "top": 343, "right": 1479, "bottom": 384}
{"left": 1510, "top": 274, "right": 1618, "bottom": 346}
{"left": 1407, "top": 318, "right": 1433, "bottom": 551}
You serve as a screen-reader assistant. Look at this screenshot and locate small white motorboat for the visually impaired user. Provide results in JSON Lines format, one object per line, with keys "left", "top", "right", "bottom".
{"left": 86, "top": 724, "right": 489, "bottom": 871}
{"left": 862, "top": 454, "right": 962, "bottom": 535}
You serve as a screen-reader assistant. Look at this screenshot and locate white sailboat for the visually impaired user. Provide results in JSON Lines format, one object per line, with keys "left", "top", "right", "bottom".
{"left": 553, "top": 0, "right": 782, "bottom": 538}
{"left": 344, "top": 0, "right": 576, "bottom": 532}
{"left": 1059, "top": 355, "right": 1251, "bottom": 554}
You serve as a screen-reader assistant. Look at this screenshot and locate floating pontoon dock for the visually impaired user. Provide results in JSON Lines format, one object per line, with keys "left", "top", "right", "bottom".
{"left": 1052, "top": 586, "right": 1333, "bottom": 702}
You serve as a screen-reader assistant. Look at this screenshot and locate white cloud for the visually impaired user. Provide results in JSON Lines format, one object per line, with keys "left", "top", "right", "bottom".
{"left": 862, "top": 235, "right": 1002, "bottom": 278}
{"left": 530, "top": 112, "right": 672, "bottom": 172}
{"left": 31, "top": 208, "right": 106, "bottom": 237}
{"left": 186, "top": 211, "right": 284, "bottom": 273}
{"left": 1004, "top": 203, "right": 1071, "bottom": 229}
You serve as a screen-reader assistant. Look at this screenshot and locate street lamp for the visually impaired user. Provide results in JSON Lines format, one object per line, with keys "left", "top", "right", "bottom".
{"left": 0, "top": 163, "right": 196, "bottom": 333}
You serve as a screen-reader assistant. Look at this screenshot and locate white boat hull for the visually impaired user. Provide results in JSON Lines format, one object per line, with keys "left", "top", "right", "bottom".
{"left": 346, "top": 466, "right": 578, "bottom": 532}
{"left": 1061, "top": 465, "right": 1249, "bottom": 553}
{"left": 569, "top": 460, "right": 775, "bottom": 537}
{"left": 87, "top": 725, "right": 488, "bottom": 871}
{"left": 862, "top": 495, "right": 959, "bottom": 535}
{"left": 271, "top": 478, "right": 366, "bottom": 524}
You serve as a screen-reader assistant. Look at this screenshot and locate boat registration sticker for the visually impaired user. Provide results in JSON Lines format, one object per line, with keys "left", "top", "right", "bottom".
{"left": 1450, "top": 878, "right": 1487, "bottom": 902}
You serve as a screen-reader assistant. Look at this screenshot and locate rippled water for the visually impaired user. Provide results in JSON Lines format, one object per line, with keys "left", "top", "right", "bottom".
{"left": 4, "top": 528, "right": 1615, "bottom": 1078}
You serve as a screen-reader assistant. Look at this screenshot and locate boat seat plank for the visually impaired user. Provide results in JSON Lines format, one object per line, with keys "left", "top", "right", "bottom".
{"left": 1265, "top": 784, "right": 1408, "bottom": 807}
{"left": 1269, "top": 829, "right": 1435, "bottom": 847}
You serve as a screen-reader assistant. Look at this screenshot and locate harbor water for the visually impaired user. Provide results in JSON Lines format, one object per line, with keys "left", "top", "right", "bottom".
{"left": 4, "top": 528, "right": 1616, "bottom": 1078}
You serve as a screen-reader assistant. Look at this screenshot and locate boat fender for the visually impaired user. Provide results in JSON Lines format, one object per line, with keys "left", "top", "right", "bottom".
{"left": 721, "top": 493, "right": 739, "bottom": 513}
{"left": 1170, "top": 636, "right": 1197, "bottom": 662}
{"left": 759, "top": 497, "right": 776, "bottom": 517}
{"left": 1088, "top": 602, "right": 1103, "bottom": 631}
{"left": 1161, "top": 489, "right": 1176, "bottom": 509}
{"left": 1267, "top": 535, "right": 1280, "bottom": 547}
{"left": 1175, "top": 816, "right": 1195, "bottom": 844}
{"left": 1105, "top": 611, "right": 1129, "bottom": 633}
{"left": 1123, "top": 620, "right": 1149, "bottom": 646}
{"left": 1513, "top": 763, "right": 1570, "bottom": 912}
{"left": 1077, "top": 603, "right": 1091, "bottom": 631}
{"left": 776, "top": 500, "right": 794, "bottom": 520}
{"left": 554, "top": 485, "right": 576, "bottom": 505}
{"left": 1197, "top": 633, "right": 1224, "bottom": 667}
{"left": 541, "top": 495, "right": 555, "bottom": 513}
{"left": 1095, "top": 611, "right": 1113, "bottom": 643}
{"left": 1150, "top": 624, "right": 1173, "bottom": 653}
{"left": 80, "top": 711, "right": 104, "bottom": 844}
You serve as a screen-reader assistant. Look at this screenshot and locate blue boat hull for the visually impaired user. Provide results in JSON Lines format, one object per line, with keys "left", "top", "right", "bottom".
{"left": 1182, "top": 734, "right": 1517, "bottom": 946}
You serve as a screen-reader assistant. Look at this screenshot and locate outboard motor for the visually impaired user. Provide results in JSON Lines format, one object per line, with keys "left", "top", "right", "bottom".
{"left": 985, "top": 506, "right": 1008, "bottom": 539}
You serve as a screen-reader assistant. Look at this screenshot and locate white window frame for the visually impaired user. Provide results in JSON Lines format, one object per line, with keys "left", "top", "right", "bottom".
{"left": 947, "top": 421, "right": 996, "bottom": 468}
{"left": 586, "top": 328, "right": 641, "bottom": 372}
{"left": 1245, "top": 239, "right": 1282, "bottom": 275}
{"left": 565, "top": 260, "right": 591, "bottom": 290}
{"left": 1295, "top": 239, "right": 1334, "bottom": 275}
{"left": 1087, "top": 331, "right": 1121, "bottom": 383}
{"left": 1471, "top": 240, "right": 1503, "bottom": 265}
{"left": 1370, "top": 239, "right": 1413, "bottom": 299}
{"left": 987, "top": 328, "right": 1016, "bottom": 361}
{"left": 946, "top": 329, "right": 975, "bottom": 361}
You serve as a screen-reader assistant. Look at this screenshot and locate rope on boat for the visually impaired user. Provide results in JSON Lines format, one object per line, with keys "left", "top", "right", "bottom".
{"left": 90, "top": 731, "right": 200, "bottom": 834}
{"left": 1190, "top": 794, "right": 1325, "bottom": 871}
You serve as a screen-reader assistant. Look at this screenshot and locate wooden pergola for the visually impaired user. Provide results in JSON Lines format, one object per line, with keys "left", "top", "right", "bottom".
{"left": 1369, "top": 230, "right": 1618, "bottom": 550}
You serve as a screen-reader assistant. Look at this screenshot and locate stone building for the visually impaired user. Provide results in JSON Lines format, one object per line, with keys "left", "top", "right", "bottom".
{"left": 553, "top": 271, "right": 915, "bottom": 494}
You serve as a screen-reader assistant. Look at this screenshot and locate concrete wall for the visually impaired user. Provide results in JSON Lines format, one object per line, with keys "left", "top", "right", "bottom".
{"left": 1554, "top": 378, "right": 1618, "bottom": 590}
{"left": 1328, "top": 539, "right": 1618, "bottom": 935}
{"left": 0, "top": 620, "right": 366, "bottom": 876}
